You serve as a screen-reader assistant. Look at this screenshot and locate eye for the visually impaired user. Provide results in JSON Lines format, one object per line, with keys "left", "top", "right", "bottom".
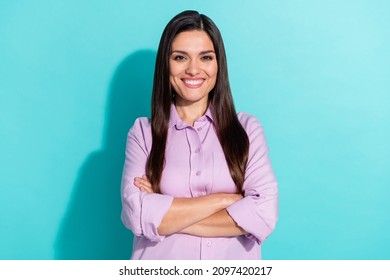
{"left": 201, "top": 55, "right": 214, "bottom": 61}
{"left": 173, "top": 55, "right": 186, "bottom": 61}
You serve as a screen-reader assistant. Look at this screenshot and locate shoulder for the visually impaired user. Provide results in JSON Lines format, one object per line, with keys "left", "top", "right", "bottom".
{"left": 130, "top": 117, "right": 151, "bottom": 131}
{"left": 237, "top": 113, "right": 270, "bottom": 154}
{"left": 237, "top": 112, "right": 264, "bottom": 135}
{"left": 128, "top": 117, "right": 152, "bottom": 141}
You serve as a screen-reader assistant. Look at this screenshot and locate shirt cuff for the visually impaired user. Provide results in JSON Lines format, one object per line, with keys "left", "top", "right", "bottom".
{"left": 226, "top": 195, "right": 270, "bottom": 245}
{"left": 140, "top": 193, "right": 174, "bottom": 242}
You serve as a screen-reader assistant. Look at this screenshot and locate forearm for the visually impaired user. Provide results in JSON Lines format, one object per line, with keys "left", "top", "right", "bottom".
{"left": 179, "top": 209, "right": 246, "bottom": 237}
{"left": 157, "top": 193, "right": 241, "bottom": 236}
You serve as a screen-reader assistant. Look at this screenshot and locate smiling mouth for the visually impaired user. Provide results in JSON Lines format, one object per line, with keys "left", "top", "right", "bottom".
{"left": 182, "top": 78, "right": 204, "bottom": 88}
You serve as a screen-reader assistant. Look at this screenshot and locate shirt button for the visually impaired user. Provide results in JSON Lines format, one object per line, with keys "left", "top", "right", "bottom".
{"left": 196, "top": 171, "right": 201, "bottom": 176}
{"left": 207, "top": 241, "right": 212, "bottom": 246}
{"left": 197, "top": 127, "right": 202, "bottom": 131}
{"left": 195, "top": 148, "right": 200, "bottom": 153}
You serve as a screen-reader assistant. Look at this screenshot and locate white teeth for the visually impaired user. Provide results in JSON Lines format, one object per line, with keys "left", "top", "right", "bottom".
{"left": 183, "top": 79, "right": 203, "bottom": 85}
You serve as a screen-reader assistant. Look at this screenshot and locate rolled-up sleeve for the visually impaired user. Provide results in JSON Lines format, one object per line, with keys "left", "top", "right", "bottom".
{"left": 121, "top": 118, "right": 174, "bottom": 242}
{"left": 226, "top": 114, "right": 278, "bottom": 244}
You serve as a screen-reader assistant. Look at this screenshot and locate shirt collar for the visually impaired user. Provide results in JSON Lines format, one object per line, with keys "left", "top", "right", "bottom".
{"left": 169, "top": 103, "right": 214, "bottom": 129}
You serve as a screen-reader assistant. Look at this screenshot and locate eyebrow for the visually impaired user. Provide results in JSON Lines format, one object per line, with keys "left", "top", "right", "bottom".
{"left": 171, "top": 50, "right": 215, "bottom": 55}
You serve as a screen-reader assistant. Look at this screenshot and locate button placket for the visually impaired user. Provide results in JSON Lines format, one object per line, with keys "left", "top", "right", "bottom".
{"left": 200, "top": 238, "right": 214, "bottom": 259}
{"left": 187, "top": 127, "right": 203, "bottom": 196}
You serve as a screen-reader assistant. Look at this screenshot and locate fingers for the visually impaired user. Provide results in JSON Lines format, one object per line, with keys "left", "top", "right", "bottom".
{"left": 134, "top": 175, "right": 154, "bottom": 194}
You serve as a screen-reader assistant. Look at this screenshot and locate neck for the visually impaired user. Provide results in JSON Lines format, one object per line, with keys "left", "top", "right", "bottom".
{"left": 175, "top": 100, "right": 208, "bottom": 126}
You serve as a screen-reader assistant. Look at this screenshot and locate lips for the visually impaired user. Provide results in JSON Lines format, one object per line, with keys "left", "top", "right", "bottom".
{"left": 182, "top": 78, "right": 204, "bottom": 88}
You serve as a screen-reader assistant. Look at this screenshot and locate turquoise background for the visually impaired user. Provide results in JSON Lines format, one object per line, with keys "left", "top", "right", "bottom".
{"left": 1, "top": 0, "right": 389, "bottom": 259}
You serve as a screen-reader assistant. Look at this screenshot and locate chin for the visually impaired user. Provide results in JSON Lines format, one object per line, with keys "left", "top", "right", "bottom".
{"left": 176, "top": 93, "right": 208, "bottom": 104}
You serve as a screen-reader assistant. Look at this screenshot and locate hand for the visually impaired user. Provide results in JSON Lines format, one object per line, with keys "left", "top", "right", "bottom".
{"left": 134, "top": 175, "right": 154, "bottom": 194}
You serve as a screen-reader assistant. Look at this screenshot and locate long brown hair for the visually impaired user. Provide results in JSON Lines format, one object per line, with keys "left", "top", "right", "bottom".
{"left": 146, "top": 10, "right": 249, "bottom": 194}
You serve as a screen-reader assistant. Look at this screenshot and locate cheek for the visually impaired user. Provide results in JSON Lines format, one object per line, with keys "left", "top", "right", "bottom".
{"left": 169, "top": 69, "right": 181, "bottom": 81}
{"left": 207, "top": 63, "right": 218, "bottom": 77}
{"left": 169, "top": 75, "right": 180, "bottom": 93}
{"left": 169, "top": 62, "right": 183, "bottom": 77}
{"left": 207, "top": 64, "right": 218, "bottom": 84}
{"left": 169, "top": 66, "right": 180, "bottom": 85}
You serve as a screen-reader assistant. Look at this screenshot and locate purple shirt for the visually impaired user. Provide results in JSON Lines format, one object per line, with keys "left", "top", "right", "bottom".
{"left": 121, "top": 105, "right": 278, "bottom": 259}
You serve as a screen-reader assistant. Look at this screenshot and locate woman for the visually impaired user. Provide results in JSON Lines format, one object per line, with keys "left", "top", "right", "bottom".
{"left": 121, "top": 10, "right": 278, "bottom": 259}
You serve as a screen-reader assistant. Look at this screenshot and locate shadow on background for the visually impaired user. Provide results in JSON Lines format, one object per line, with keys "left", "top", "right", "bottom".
{"left": 55, "top": 50, "right": 156, "bottom": 259}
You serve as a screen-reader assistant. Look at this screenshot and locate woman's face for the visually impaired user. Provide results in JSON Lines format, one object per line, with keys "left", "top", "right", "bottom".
{"left": 169, "top": 30, "right": 218, "bottom": 107}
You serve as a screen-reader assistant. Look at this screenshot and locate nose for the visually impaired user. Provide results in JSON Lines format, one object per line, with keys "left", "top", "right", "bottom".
{"left": 185, "top": 59, "right": 200, "bottom": 76}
